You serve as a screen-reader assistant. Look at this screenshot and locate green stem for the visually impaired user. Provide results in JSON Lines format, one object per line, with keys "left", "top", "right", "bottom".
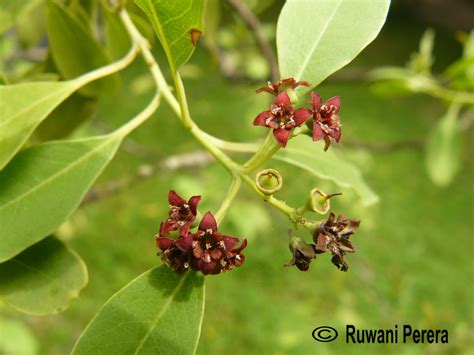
{"left": 200, "top": 131, "right": 260, "bottom": 153}
{"left": 215, "top": 176, "right": 241, "bottom": 223}
{"left": 172, "top": 72, "right": 193, "bottom": 128}
{"left": 243, "top": 131, "right": 279, "bottom": 173}
{"left": 428, "top": 85, "right": 474, "bottom": 105}
{"left": 190, "top": 125, "right": 241, "bottom": 174}
{"left": 240, "top": 174, "right": 293, "bottom": 215}
{"left": 73, "top": 42, "right": 139, "bottom": 89}
{"left": 119, "top": 10, "right": 180, "bottom": 116}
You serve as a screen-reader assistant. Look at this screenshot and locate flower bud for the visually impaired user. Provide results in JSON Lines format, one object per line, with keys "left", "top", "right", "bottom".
{"left": 255, "top": 169, "right": 283, "bottom": 195}
{"left": 307, "top": 188, "right": 341, "bottom": 215}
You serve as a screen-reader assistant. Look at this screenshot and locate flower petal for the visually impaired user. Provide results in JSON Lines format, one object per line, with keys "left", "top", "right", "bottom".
{"left": 210, "top": 248, "right": 223, "bottom": 260}
{"left": 222, "top": 236, "right": 239, "bottom": 251}
{"left": 179, "top": 220, "right": 193, "bottom": 236}
{"left": 310, "top": 92, "right": 322, "bottom": 110}
{"left": 312, "top": 123, "right": 324, "bottom": 141}
{"left": 188, "top": 195, "right": 201, "bottom": 215}
{"left": 160, "top": 220, "right": 177, "bottom": 235}
{"left": 168, "top": 190, "right": 186, "bottom": 206}
{"left": 274, "top": 91, "right": 291, "bottom": 108}
{"left": 175, "top": 234, "right": 194, "bottom": 252}
{"left": 294, "top": 108, "right": 311, "bottom": 126}
{"left": 255, "top": 86, "right": 277, "bottom": 95}
{"left": 253, "top": 111, "right": 271, "bottom": 126}
{"left": 294, "top": 80, "right": 311, "bottom": 88}
{"left": 199, "top": 259, "right": 220, "bottom": 275}
{"left": 325, "top": 96, "right": 341, "bottom": 113}
{"left": 273, "top": 128, "right": 292, "bottom": 147}
{"left": 156, "top": 237, "right": 174, "bottom": 251}
{"left": 323, "top": 135, "right": 331, "bottom": 151}
{"left": 199, "top": 211, "right": 218, "bottom": 232}
{"left": 331, "top": 127, "right": 341, "bottom": 142}
{"left": 234, "top": 239, "right": 248, "bottom": 253}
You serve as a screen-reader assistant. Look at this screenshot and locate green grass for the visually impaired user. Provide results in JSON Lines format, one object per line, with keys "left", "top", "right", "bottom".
{"left": 2, "top": 13, "right": 473, "bottom": 355}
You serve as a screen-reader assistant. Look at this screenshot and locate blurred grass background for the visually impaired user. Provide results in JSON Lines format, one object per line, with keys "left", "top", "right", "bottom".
{"left": 1, "top": 1, "right": 473, "bottom": 354}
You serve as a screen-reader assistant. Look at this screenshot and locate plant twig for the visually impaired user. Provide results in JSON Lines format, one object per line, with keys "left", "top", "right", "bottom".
{"left": 228, "top": 0, "right": 279, "bottom": 82}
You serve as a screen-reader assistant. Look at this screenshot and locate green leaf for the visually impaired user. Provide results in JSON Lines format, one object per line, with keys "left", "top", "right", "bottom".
{"left": 0, "top": 236, "right": 88, "bottom": 315}
{"left": 0, "top": 80, "right": 81, "bottom": 170}
{"left": 274, "top": 136, "right": 378, "bottom": 206}
{"left": 277, "top": 0, "right": 390, "bottom": 88}
{"left": 202, "top": 0, "right": 221, "bottom": 59}
{"left": 72, "top": 266, "right": 204, "bottom": 355}
{"left": 0, "top": 317, "right": 39, "bottom": 355}
{"left": 46, "top": 0, "right": 119, "bottom": 97}
{"left": 409, "top": 28, "right": 435, "bottom": 74}
{"left": 104, "top": 10, "right": 133, "bottom": 60}
{"left": 15, "top": 0, "right": 46, "bottom": 49}
{"left": 425, "top": 104, "right": 462, "bottom": 187}
{"left": 0, "top": 132, "right": 124, "bottom": 262}
{"left": 36, "top": 93, "right": 98, "bottom": 140}
{"left": 134, "top": 0, "right": 205, "bottom": 71}
{"left": 0, "top": 0, "right": 39, "bottom": 34}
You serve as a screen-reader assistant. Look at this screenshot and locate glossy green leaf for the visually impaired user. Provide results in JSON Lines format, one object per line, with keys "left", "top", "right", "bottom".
{"left": 274, "top": 136, "right": 378, "bottom": 205}
{"left": 46, "top": 1, "right": 119, "bottom": 96}
{"left": 277, "top": 0, "right": 390, "bottom": 88}
{"left": 0, "top": 317, "right": 39, "bottom": 355}
{"left": 36, "top": 93, "right": 98, "bottom": 140}
{"left": 73, "top": 266, "right": 205, "bottom": 355}
{"left": 134, "top": 0, "right": 205, "bottom": 71}
{"left": 0, "top": 80, "right": 80, "bottom": 170}
{"left": 0, "top": 237, "right": 88, "bottom": 315}
{"left": 425, "top": 105, "right": 462, "bottom": 187}
{"left": 0, "top": 132, "right": 124, "bottom": 262}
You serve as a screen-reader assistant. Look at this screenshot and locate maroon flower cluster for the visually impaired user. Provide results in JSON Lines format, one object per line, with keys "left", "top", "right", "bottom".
{"left": 286, "top": 212, "right": 360, "bottom": 272}
{"left": 253, "top": 77, "right": 342, "bottom": 150}
{"left": 155, "top": 191, "right": 247, "bottom": 275}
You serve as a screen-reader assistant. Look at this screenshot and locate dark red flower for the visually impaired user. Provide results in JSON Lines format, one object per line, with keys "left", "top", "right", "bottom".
{"left": 309, "top": 92, "right": 342, "bottom": 151}
{"left": 313, "top": 212, "right": 360, "bottom": 271}
{"left": 253, "top": 92, "right": 311, "bottom": 147}
{"left": 160, "top": 190, "right": 201, "bottom": 237}
{"left": 256, "top": 77, "right": 311, "bottom": 96}
{"left": 156, "top": 212, "right": 247, "bottom": 275}
{"left": 156, "top": 236, "right": 191, "bottom": 274}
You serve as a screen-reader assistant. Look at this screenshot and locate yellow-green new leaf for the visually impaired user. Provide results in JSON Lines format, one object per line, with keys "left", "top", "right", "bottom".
{"left": 274, "top": 136, "right": 378, "bottom": 206}
{"left": 0, "top": 237, "right": 88, "bottom": 315}
{"left": 277, "top": 0, "right": 390, "bottom": 89}
{"left": 0, "top": 132, "right": 123, "bottom": 262}
{"left": 0, "top": 80, "right": 81, "bottom": 170}
{"left": 134, "top": 0, "right": 205, "bottom": 72}
{"left": 73, "top": 266, "right": 204, "bottom": 355}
